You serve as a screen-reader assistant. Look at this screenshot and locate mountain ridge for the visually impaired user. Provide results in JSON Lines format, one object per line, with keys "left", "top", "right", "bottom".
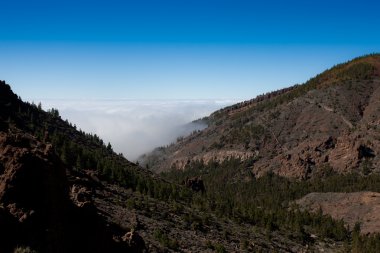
{"left": 141, "top": 54, "right": 380, "bottom": 179}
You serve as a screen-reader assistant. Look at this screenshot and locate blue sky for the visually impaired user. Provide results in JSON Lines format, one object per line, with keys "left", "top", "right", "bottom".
{"left": 1, "top": 0, "right": 380, "bottom": 100}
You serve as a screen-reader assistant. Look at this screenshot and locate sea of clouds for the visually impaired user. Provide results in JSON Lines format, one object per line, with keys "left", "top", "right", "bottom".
{"left": 37, "top": 99, "right": 237, "bottom": 161}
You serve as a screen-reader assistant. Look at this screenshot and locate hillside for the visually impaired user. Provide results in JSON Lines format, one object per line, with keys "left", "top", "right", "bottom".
{"left": 141, "top": 54, "right": 380, "bottom": 179}
{"left": 1, "top": 130, "right": 321, "bottom": 253}
{"left": 2, "top": 53, "right": 380, "bottom": 253}
{"left": 139, "top": 54, "right": 380, "bottom": 252}
{"left": 1, "top": 81, "right": 351, "bottom": 252}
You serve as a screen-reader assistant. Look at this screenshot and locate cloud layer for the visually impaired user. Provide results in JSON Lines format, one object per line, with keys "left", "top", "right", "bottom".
{"left": 38, "top": 99, "right": 236, "bottom": 161}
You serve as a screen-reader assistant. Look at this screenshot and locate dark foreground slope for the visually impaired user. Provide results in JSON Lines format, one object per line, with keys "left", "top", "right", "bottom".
{"left": 0, "top": 131, "right": 141, "bottom": 253}
{"left": 142, "top": 54, "right": 380, "bottom": 179}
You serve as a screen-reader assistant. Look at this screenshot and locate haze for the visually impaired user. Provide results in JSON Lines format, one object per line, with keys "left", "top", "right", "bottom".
{"left": 38, "top": 99, "right": 236, "bottom": 161}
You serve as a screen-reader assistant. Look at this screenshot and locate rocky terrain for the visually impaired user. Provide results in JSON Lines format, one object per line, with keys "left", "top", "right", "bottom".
{"left": 296, "top": 191, "right": 380, "bottom": 235}
{"left": 0, "top": 79, "right": 354, "bottom": 252}
{"left": 0, "top": 129, "right": 347, "bottom": 253}
{"left": 141, "top": 54, "right": 380, "bottom": 179}
{"left": 0, "top": 129, "right": 350, "bottom": 253}
{"left": 94, "top": 178, "right": 317, "bottom": 252}
{"left": 137, "top": 55, "right": 380, "bottom": 252}
{"left": 0, "top": 131, "right": 143, "bottom": 253}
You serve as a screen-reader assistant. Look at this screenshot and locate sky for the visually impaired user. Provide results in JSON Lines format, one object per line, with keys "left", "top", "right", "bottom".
{"left": 1, "top": 0, "right": 379, "bottom": 100}
{"left": 1, "top": 0, "right": 379, "bottom": 159}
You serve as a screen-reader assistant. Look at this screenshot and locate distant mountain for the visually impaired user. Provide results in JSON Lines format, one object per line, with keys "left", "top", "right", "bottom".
{"left": 142, "top": 54, "right": 380, "bottom": 179}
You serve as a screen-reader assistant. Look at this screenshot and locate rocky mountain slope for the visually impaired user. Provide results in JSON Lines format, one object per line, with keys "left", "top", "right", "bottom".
{"left": 0, "top": 92, "right": 346, "bottom": 252}
{"left": 1, "top": 81, "right": 350, "bottom": 252}
{"left": 141, "top": 54, "right": 380, "bottom": 179}
{"left": 0, "top": 130, "right": 277, "bottom": 253}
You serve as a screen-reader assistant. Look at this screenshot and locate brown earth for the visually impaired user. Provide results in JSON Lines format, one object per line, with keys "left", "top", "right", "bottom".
{"left": 296, "top": 191, "right": 380, "bottom": 235}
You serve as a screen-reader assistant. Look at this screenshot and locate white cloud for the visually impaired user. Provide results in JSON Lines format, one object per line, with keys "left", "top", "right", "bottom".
{"left": 37, "top": 99, "right": 237, "bottom": 161}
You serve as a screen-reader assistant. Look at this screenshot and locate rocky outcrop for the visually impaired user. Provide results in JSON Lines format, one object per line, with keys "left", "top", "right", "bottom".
{"left": 0, "top": 131, "right": 142, "bottom": 253}
{"left": 0, "top": 131, "right": 70, "bottom": 253}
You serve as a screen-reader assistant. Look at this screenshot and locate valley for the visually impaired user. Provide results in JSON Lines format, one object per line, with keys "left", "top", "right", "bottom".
{"left": 1, "top": 54, "right": 380, "bottom": 252}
